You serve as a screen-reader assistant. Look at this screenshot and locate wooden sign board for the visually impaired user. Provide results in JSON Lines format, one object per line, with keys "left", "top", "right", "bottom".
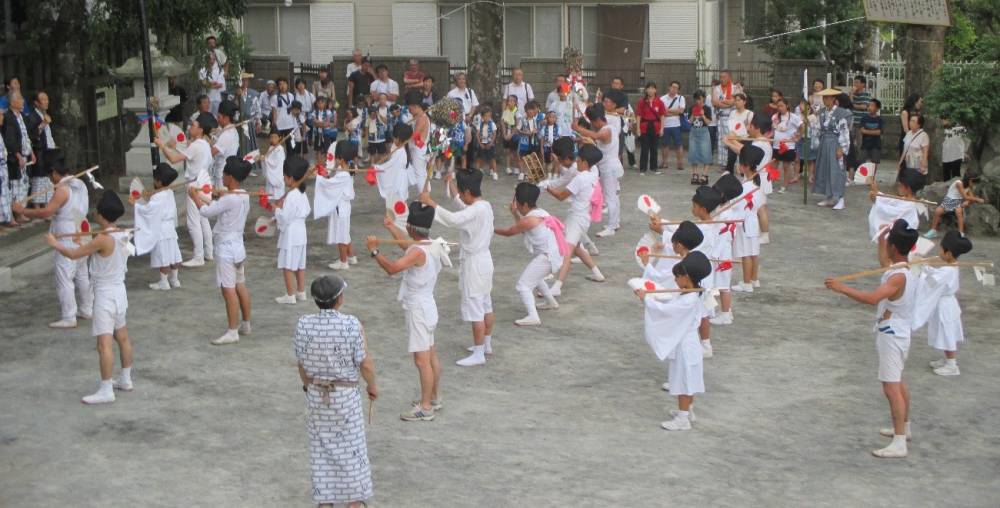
{"left": 864, "top": 0, "right": 951, "bottom": 26}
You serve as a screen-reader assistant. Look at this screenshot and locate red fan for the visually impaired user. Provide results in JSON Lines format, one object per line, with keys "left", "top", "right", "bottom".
{"left": 201, "top": 184, "right": 212, "bottom": 194}
{"left": 326, "top": 152, "right": 334, "bottom": 161}
{"left": 130, "top": 190, "right": 141, "bottom": 199}
{"left": 643, "top": 280, "right": 657, "bottom": 291}
{"left": 256, "top": 224, "right": 268, "bottom": 233}
{"left": 717, "top": 261, "right": 733, "bottom": 272}
{"left": 393, "top": 200, "right": 407, "bottom": 216}
{"left": 79, "top": 219, "right": 90, "bottom": 233}
{"left": 176, "top": 132, "right": 186, "bottom": 143}
{"left": 778, "top": 141, "right": 789, "bottom": 155}
{"left": 643, "top": 195, "right": 652, "bottom": 207}
{"left": 365, "top": 167, "right": 378, "bottom": 186}
{"left": 636, "top": 245, "right": 650, "bottom": 256}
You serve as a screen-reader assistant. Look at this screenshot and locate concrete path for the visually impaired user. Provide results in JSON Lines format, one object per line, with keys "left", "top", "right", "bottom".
{"left": 2, "top": 166, "right": 998, "bottom": 507}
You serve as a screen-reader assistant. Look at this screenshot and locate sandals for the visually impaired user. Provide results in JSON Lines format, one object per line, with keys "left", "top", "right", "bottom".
{"left": 690, "top": 174, "right": 700, "bottom": 185}
{"left": 700, "top": 174, "right": 710, "bottom": 185}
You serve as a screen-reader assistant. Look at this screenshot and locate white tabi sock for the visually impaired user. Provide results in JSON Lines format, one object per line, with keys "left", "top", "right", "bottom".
{"left": 702, "top": 339, "right": 712, "bottom": 348}
{"left": 946, "top": 358, "right": 957, "bottom": 367}
{"left": 484, "top": 335, "right": 492, "bottom": 352}
{"left": 518, "top": 290, "right": 540, "bottom": 321}
{"left": 120, "top": 366, "right": 132, "bottom": 383}
{"left": 98, "top": 379, "right": 113, "bottom": 394}
{"left": 676, "top": 410, "right": 690, "bottom": 419}
{"left": 591, "top": 266, "right": 604, "bottom": 278}
{"left": 158, "top": 273, "right": 169, "bottom": 283}
{"left": 890, "top": 434, "right": 908, "bottom": 450}
{"left": 551, "top": 280, "right": 563, "bottom": 292}
{"left": 169, "top": 269, "right": 180, "bottom": 284}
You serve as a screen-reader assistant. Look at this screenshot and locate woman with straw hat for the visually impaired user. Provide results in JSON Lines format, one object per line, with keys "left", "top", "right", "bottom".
{"left": 811, "top": 88, "right": 852, "bottom": 210}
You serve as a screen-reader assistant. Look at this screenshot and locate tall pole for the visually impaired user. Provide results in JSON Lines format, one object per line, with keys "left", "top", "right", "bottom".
{"left": 137, "top": 0, "right": 160, "bottom": 166}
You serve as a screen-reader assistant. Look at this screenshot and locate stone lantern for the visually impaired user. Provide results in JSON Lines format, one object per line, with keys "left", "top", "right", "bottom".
{"left": 111, "top": 33, "right": 189, "bottom": 191}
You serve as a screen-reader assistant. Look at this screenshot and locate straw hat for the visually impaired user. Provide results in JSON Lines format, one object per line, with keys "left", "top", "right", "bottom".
{"left": 815, "top": 87, "right": 843, "bottom": 96}
{"left": 240, "top": 71, "right": 255, "bottom": 80}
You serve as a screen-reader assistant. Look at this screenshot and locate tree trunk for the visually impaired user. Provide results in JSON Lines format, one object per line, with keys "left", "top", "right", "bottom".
{"left": 903, "top": 24, "right": 946, "bottom": 182}
{"left": 466, "top": 1, "right": 503, "bottom": 107}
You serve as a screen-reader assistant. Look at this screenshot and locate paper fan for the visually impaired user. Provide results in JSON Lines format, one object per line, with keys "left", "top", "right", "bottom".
{"left": 254, "top": 216, "right": 276, "bottom": 238}
{"left": 634, "top": 233, "right": 657, "bottom": 270}
{"left": 637, "top": 194, "right": 661, "bottom": 216}
{"left": 243, "top": 150, "right": 260, "bottom": 163}
{"left": 129, "top": 177, "right": 145, "bottom": 201}
{"left": 393, "top": 200, "right": 407, "bottom": 216}
{"left": 854, "top": 162, "right": 876, "bottom": 185}
{"left": 627, "top": 277, "right": 673, "bottom": 301}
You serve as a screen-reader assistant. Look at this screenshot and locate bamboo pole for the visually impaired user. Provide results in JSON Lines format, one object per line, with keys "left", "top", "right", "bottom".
{"left": 22, "top": 165, "right": 99, "bottom": 203}
{"left": 376, "top": 238, "right": 458, "bottom": 247}
{"left": 54, "top": 227, "right": 135, "bottom": 239}
{"left": 833, "top": 257, "right": 942, "bottom": 282}
{"left": 875, "top": 192, "right": 938, "bottom": 206}
{"left": 660, "top": 219, "right": 744, "bottom": 225}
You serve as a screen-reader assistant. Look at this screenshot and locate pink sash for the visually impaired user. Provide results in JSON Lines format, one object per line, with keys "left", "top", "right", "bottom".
{"left": 543, "top": 215, "right": 571, "bottom": 257}
{"left": 590, "top": 180, "right": 604, "bottom": 222}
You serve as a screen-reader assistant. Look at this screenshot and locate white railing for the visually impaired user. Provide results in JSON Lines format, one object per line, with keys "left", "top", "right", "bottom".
{"left": 849, "top": 60, "right": 995, "bottom": 114}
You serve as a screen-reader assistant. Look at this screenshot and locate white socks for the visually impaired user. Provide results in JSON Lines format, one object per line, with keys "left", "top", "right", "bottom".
{"left": 518, "top": 290, "right": 540, "bottom": 322}
{"left": 484, "top": 335, "right": 492, "bottom": 354}
{"left": 82, "top": 380, "right": 115, "bottom": 404}
{"left": 169, "top": 269, "right": 180, "bottom": 287}
{"left": 551, "top": 280, "right": 563, "bottom": 293}
{"left": 946, "top": 358, "right": 957, "bottom": 367}
{"left": 120, "top": 366, "right": 132, "bottom": 384}
{"left": 457, "top": 345, "right": 486, "bottom": 366}
{"left": 874, "top": 434, "right": 908, "bottom": 458}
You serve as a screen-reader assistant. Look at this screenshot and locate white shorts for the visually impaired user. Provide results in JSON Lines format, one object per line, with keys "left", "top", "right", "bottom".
{"left": 277, "top": 245, "right": 307, "bottom": 270}
{"left": 733, "top": 229, "right": 760, "bottom": 258}
{"left": 216, "top": 259, "right": 247, "bottom": 288}
{"left": 876, "top": 332, "right": 910, "bottom": 382}
{"left": 460, "top": 293, "right": 494, "bottom": 322}
{"left": 714, "top": 264, "right": 733, "bottom": 290}
{"left": 563, "top": 215, "right": 591, "bottom": 247}
{"left": 405, "top": 307, "right": 437, "bottom": 353}
{"left": 327, "top": 213, "right": 351, "bottom": 245}
{"left": 668, "top": 347, "right": 705, "bottom": 396}
{"left": 92, "top": 289, "right": 128, "bottom": 336}
{"left": 150, "top": 238, "right": 182, "bottom": 268}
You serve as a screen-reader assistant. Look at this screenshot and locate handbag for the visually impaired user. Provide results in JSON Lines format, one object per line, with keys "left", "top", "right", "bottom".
{"left": 680, "top": 110, "right": 692, "bottom": 133}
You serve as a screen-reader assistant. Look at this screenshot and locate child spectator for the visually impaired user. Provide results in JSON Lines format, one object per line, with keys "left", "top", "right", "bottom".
{"left": 941, "top": 116, "right": 969, "bottom": 181}
{"left": 859, "top": 99, "right": 884, "bottom": 173}
{"left": 500, "top": 95, "right": 521, "bottom": 175}
{"left": 366, "top": 104, "right": 389, "bottom": 164}
{"left": 925, "top": 172, "right": 984, "bottom": 237}
{"left": 289, "top": 100, "right": 308, "bottom": 156}
{"left": 540, "top": 110, "right": 560, "bottom": 175}
{"left": 517, "top": 100, "right": 544, "bottom": 181}
{"left": 476, "top": 106, "right": 499, "bottom": 179}
{"left": 311, "top": 96, "right": 337, "bottom": 156}
{"left": 687, "top": 90, "right": 714, "bottom": 185}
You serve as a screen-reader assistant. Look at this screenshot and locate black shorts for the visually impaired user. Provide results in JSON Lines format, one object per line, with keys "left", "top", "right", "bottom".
{"left": 543, "top": 148, "right": 553, "bottom": 163}
{"left": 368, "top": 141, "right": 388, "bottom": 155}
{"left": 774, "top": 148, "right": 797, "bottom": 162}
{"left": 503, "top": 137, "right": 519, "bottom": 150}
{"left": 478, "top": 146, "right": 496, "bottom": 161}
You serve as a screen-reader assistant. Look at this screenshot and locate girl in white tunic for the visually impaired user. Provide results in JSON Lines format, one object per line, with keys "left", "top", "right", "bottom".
{"left": 261, "top": 131, "right": 287, "bottom": 200}
{"left": 638, "top": 251, "right": 712, "bottom": 431}
{"left": 274, "top": 156, "right": 312, "bottom": 304}
{"left": 315, "top": 142, "right": 358, "bottom": 271}
{"left": 494, "top": 183, "right": 567, "bottom": 326}
{"left": 914, "top": 231, "right": 972, "bottom": 376}
{"left": 376, "top": 123, "right": 413, "bottom": 230}
{"left": 294, "top": 275, "right": 376, "bottom": 507}
{"left": 132, "top": 163, "right": 183, "bottom": 291}
{"left": 572, "top": 101, "right": 624, "bottom": 239}
{"left": 731, "top": 147, "right": 764, "bottom": 293}
{"left": 45, "top": 191, "right": 133, "bottom": 405}
{"left": 709, "top": 174, "right": 742, "bottom": 327}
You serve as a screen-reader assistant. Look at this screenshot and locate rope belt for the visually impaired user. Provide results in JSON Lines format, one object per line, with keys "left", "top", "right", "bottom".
{"left": 310, "top": 379, "right": 358, "bottom": 405}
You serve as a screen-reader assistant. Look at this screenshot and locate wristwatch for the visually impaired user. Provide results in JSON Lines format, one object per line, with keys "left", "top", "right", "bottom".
{"left": 370, "top": 249, "right": 380, "bottom": 258}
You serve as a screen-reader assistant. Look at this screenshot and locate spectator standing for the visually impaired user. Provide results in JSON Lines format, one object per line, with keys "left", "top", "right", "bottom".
{"left": 198, "top": 52, "right": 225, "bottom": 114}
{"left": 659, "top": 81, "right": 686, "bottom": 171}
{"left": 3, "top": 92, "right": 35, "bottom": 217}
{"left": 235, "top": 72, "right": 261, "bottom": 159}
{"left": 446, "top": 73, "right": 479, "bottom": 120}
{"left": 899, "top": 94, "right": 923, "bottom": 156}
{"left": 165, "top": 76, "right": 188, "bottom": 126}
{"left": 711, "top": 71, "right": 743, "bottom": 168}
{"left": 0, "top": 77, "right": 21, "bottom": 112}
{"left": 636, "top": 82, "right": 666, "bottom": 175}
{"left": 848, "top": 76, "right": 872, "bottom": 181}
{"left": 419, "top": 76, "right": 440, "bottom": 108}
{"left": 762, "top": 89, "right": 783, "bottom": 118}
{"left": 900, "top": 113, "right": 929, "bottom": 175}
{"left": 294, "top": 78, "right": 317, "bottom": 148}
{"left": 347, "top": 59, "right": 376, "bottom": 109}
{"left": 0, "top": 112, "right": 12, "bottom": 226}
{"left": 205, "top": 35, "right": 229, "bottom": 79}
{"left": 345, "top": 49, "right": 364, "bottom": 78}
{"left": 271, "top": 78, "right": 296, "bottom": 144}
{"left": 502, "top": 68, "right": 534, "bottom": 115}
{"left": 610, "top": 76, "right": 636, "bottom": 169}
{"left": 311, "top": 68, "right": 336, "bottom": 103}
{"left": 403, "top": 59, "right": 425, "bottom": 92}
{"left": 370, "top": 65, "right": 400, "bottom": 103}
{"left": 687, "top": 90, "right": 713, "bottom": 185}
{"left": 259, "top": 80, "right": 276, "bottom": 133}
{"left": 941, "top": 117, "right": 968, "bottom": 181}
{"left": 545, "top": 75, "right": 568, "bottom": 113}
{"left": 26, "top": 91, "right": 56, "bottom": 206}
{"left": 858, "top": 98, "right": 884, "bottom": 173}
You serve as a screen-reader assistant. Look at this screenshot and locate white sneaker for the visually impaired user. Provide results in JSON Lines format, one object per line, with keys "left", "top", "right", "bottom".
{"left": 49, "top": 319, "right": 78, "bottom": 329}
{"left": 149, "top": 279, "right": 171, "bottom": 291}
{"left": 536, "top": 302, "right": 559, "bottom": 311}
{"left": 491, "top": 172, "right": 499, "bottom": 181}
{"left": 328, "top": 260, "right": 349, "bottom": 270}
{"left": 181, "top": 257, "right": 205, "bottom": 267}
{"left": 169, "top": 278, "right": 182, "bottom": 289}
{"left": 732, "top": 283, "right": 752, "bottom": 293}
{"left": 933, "top": 364, "right": 960, "bottom": 376}
{"left": 670, "top": 408, "right": 697, "bottom": 422}
{"left": 595, "top": 227, "right": 616, "bottom": 238}
{"left": 587, "top": 244, "right": 600, "bottom": 256}
{"left": 296, "top": 291, "right": 307, "bottom": 302}
{"left": 113, "top": 377, "right": 134, "bottom": 391}
{"left": 759, "top": 232, "right": 770, "bottom": 245}
{"left": 709, "top": 311, "right": 733, "bottom": 325}
{"left": 832, "top": 198, "right": 845, "bottom": 210}
{"left": 702, "top": 341, "right": 714, "bottom": 358}
{"left": 456, "top": 351, "right": 486, "bottom": 367}
{"left": 872, "top": 442, "right": 908, "bottom": 458}
{"left": 817, "top": 199, "right": 832, "bottom": 207}
{"left": 505, "top": 167, "right": 513, "bottom": 175}
{"left": 275, "top": 294, "right": 297, "bottom": 305}
{"left": 660, "top": 414, "right": 692, "bottom": 431}
{"left": 752, "top": 280, "right": 761, "bottom": 288}
{"left": 570, "top": 256, "right": 582, "bottom": 264}
{"left": 77, "top": 312, "right": 92, "bottom": 320}
{"left": 238, "top": 321, "right": 252, "bottom": 335}
{"left": 466, "top": 343, "right": 493, "bottom": 355}
{"left": 777, "top": 186, "right": 787, "bottom": 194}
{"left": 661, "top": 382, "right": 670, "bottom": 391}
{"left": 928, "top": 358, "right": 948, "bottom": 369}
{"left": 515, "top": 316, "right": 541, "bottom": 326}
{"left": 211, "top": 329, "right": 240, "bottom": 345}
{"left": 586, "top": 272, "right": 606, "bottom": 282}
{"left": 348, "top": 256, "right": 358, "bottom": 265}
{"left": 81, "top": 388, "right": 115, "bottom": 405}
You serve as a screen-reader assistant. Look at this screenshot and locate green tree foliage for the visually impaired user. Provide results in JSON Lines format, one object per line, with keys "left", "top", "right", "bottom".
{"left": 751, "top": 0, "right": 866, "bottom": 67}
{"left": 925, "top": 62, "right": 1000, "bottom": 158}
{"left": 944, "top": 0, "right": 1000, "bottom": 61}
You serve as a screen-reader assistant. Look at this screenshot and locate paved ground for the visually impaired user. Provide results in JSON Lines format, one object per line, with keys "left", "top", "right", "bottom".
{"left": 2, "top": 165, "right": 999, "bottom": 507}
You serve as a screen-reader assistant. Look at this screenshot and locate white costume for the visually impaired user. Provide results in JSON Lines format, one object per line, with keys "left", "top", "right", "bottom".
{"left": 732, "top": 181, "right": 761, "bottom": 258}
{"left": 516, "top": 208, "right": 564, "bottom": 318}
{"left": 90, "top": 231, "right": 130, "bottom": 336}
{"left": 399, "top": 244, "right": 443, "bottom": 352}
{"left": 752, "top": 139, "right": 774, "bottom": 199}
{"left": 376, "top": 146, "right": 410, "bottom": 229}
{"left": 211, "top": 128, "right": 239, "bottom": 189}
{"left": 52, "top": 177, "right": 93, "bottom": 321}
{"left": 562, "top": 169, "right": 599, "bottom": 248}
{"left": 596, "top": 120, "right": 623, "bottom": 231}
{"left": 274, "top": 188, "right": 311, "bottom": 271}
{"left": 199, "top": 192, "right": 250, "bottom": 288}
{"left": 179, "top": 138, "right": 214, "bottom": 260}
{"left": 133, "top": 191, "right": 182, "bottom": 268}
{"left": 434, "top": 196, "right": 494, "bottom": 322}
{"left": 262, "top": 145, "right": 287, "bottom": 199}
{"left": 914, "top": 265, "right": 963, "bottom": 352}
{"left": 314, "top": 170, "right": 355, "bottom": 245}
{"left": 713, "top": 208, "right": 738, "bottom": 290}
{"left": 868, "top": 196, "right": 922, "bottom": 241}
{"left": 643, "top": 292, "right": 706, "bottom": 396}
{"left": 874, "top": 266, "right": 916, "bottom": 382}
{"left": 407, "top": 119, "right": 430, "bottom": 191}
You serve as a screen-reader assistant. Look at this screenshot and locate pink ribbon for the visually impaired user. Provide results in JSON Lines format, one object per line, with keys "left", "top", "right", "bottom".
{"left": 590, "top": 180, "right": 604, "bottom": 223}
{"left": 543, "top": 215, "right": 571, "bottom": 257}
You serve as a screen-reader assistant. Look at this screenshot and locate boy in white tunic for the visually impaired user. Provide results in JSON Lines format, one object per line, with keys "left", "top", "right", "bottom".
{"left": 210, "top": 101, "right": 241, "bottom": 189}
{"left": 45, "top": 191, "right": 133, "bottom": 404}
{"left": 494, "top": 183, "right": 566, "bottom": 326}
{"left": 261, "top": 131, "right": 286, "bottom": 201}
{"left": 709, "top": 174, "right": 743, "bottom": 327}
{"left": 376, "top": 123, "right": 413, "bottom": 230}
{"left": 12, "top": 159, "right": 93, "bottom": 328}
{"left": 155, "top": 112, "right": 216, "bottom": 267}
{"left": 367, "top": 202, "right": 445, "bottom": 421}
{"left": 273, "top": 156, "right": 312, "bottom": 304}
{"left": 132, "top": 163, "right": 182, "bottom": 290}
{"left": 825, "top": 220, "right": 919, "bottom": 458}
{"left": 315, "top": 141, "right": 358, "bottom": 270}
{"left": 573, "top": 96, "right": 626, "bottom": 238}
{"left": 189, "top": 157, "right": 253, "bottom": 345}
{"left": 420, "top": 169, "right": 496, "bottom": 367}
{"left": 406, "top": 91, "right": 431, "bottom": 193}
{"left": 637, "top": 251, "right": 712, "bottom": 431}
{"left": 543, "top": 141, "right": 606, "bottom": 297}
{"left": 731, "top": 146, "right": 764, "bottom": 293}
{"left": 915, "top": 231, "right": 972, "bottom": 377}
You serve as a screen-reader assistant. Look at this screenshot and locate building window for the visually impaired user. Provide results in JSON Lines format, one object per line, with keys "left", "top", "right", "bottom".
{"left": 440, "top": 4, "right": 467, "bottom": 67}
{"left": 743, "top": 0, "right": 767, "bottom": 38}
{"left": 503, "top": 5, "right": 564, "bottom": 67}
{"left": 244, "top": 7, "right": 277, "bottom": 54}
{"left": 567, "top": 6, "right": 598, "bottom": 68}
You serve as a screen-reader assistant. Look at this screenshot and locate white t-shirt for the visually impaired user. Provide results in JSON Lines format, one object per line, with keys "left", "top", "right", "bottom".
{"left": 212, "top": 128, "right": 239, "bottom": 176}
{"left": 902, "top": 130, "right": 929, "bottom": 171}
{"left": 503, "top": 81, "right": 534, "bottom": 114}
{"left": 199, "top": 64, "right": 225, "bottom": 102}
{"left": 942, "top": 126, "right": 967, "bottom": 163}
{"left": 271, "top": 92, "right": 296, "bottom": 131}
{"left": 294, "top": 90, "right": 315, "bottom": 114}
{"left": 771, "top": 112, "right": 802, "bottom": 150}
{"left": 446, "top": 87, "right": 479, "bottom": 117}
{"left": 659, "top": 93, "right": 686, "bottom": 129}
{"left": 566, "top": 169, "right": 598, "bottom": 220}
{"left": 181, "top": 138, "right": 213, "bottom": 184}
{"left": 370, "top": 78, "right": 400, "bottom": 99}
{"left": 345, "top": 62, "right": 361, "bottom": 78}
{"left": 727, "top": 109, "right": 754, "bottom": 137}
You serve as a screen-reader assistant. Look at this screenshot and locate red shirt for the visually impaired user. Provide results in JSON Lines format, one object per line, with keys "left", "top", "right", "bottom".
{"left": 636, "top": 96, "right": 667, "bottom": 135}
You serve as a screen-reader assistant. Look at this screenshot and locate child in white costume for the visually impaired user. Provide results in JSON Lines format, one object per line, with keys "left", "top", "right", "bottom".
{"left": 405, "top": 92, "right": 432, "bottom": 194}
{"left": 315, "top": 141, "right": 358, "bottom": 271}
{"left": 730, "top": 146, "right": 764, "bottom": 293}
{"left": 262, "top": 131, "right": 287, "bottom": 200}
{"left": 867, "top": 168, "right": 925, "bottom": 240}
{"left": 709, "top": 173, "right": 743, "bottom": 326}
{"left": 572, "top": 98, "right": 625, "bottom": 239}
{"left": 914, "top": 231, "right": 973, "bottom": 376}
{"left": 12, "top": 160, "right": 93, "bottom": 328}
{"left": 637, "top": 251, "right": 713, "bottom": 431}
{"left": 45, "top": 191, "right": 134, "bottom": 405}
{"left": 376, "top": 123, "right": 413, "bottom": 230}
{"left": 211, "top": 101, "right": 241, "bottom": 189}
{"left": 190, "top": 157, "right": 253, "bottom": 346}
{"left": 133, "top": 163, "right": 183, "bottom": 290}
{"left": 420, "top": 169, "right": 495, "bottom": 367}
{"left": 494, "top": 182, "right": 567, "bottom": 326}
{"left": 274, "top": 156, "right": 312, "bottom": 304}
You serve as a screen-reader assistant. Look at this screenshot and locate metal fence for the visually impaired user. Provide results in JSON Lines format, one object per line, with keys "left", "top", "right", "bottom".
{"left": 696, "top": 63, "right": 774, "bottom": 94}
{"left": 847, "top": 60, "right": 997, "bottom": 114}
